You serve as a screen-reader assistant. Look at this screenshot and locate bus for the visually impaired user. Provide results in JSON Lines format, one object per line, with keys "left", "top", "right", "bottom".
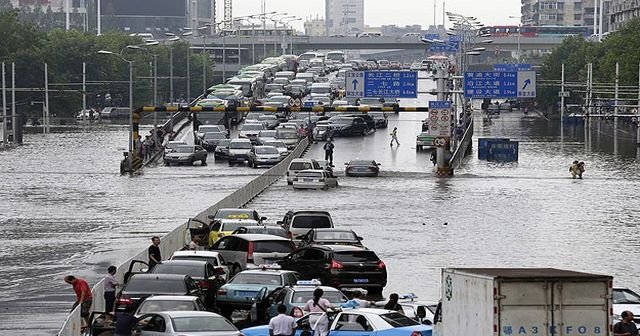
{"left": 326, "top": 51, "right": 346, "bottom": 64}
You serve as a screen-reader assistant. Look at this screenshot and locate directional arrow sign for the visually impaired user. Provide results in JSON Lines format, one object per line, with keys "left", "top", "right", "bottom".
{"left": 522, "top": 79, "right": 531, "bottom": 90}
{"left": 346, "top": 71, "right": 365, "bottom": 98}
{"left": 352, "top": 79, "right": 359, "bottom": 91}
{"left": 517, "top": 71, "right": 536, "bottom": 98}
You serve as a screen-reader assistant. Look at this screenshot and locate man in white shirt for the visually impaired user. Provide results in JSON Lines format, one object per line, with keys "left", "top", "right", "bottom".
{"left": 269, "top": 304, "right": 297, "bottom": 336}
{"left": 352, "top": 291, "right": 370, "bottom": 308}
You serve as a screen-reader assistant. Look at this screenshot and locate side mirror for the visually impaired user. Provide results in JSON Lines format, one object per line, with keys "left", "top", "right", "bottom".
{"left": 376, "top": 163, "right": 381, "bottom": 166}
{"left": 277, "top": 220, "right": 284, "bottom": 226}
{"left": 357, "top": 236, "right": 364, "bottom": 241}
{"left": 260, "top": 216, "right": 268, "bottom": 221}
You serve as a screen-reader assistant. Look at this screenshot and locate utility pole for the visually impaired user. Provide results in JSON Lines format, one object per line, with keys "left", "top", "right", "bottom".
{"left": 637, "top": 63, "right": 640, "bottom": 146}
{"left": 65, "top": 0, "right": 70, "bottom": 30}
{"left": 560, "top": 63, "right": 565, "bottom": 126}
{"left": 1, "top": 62, "right": 6, "bottom": 143}
{"left": 12, "top": 63, "right": 17, "bottom": 143}
{"left": 44, "top": 63, "right": 50, "bottom": 133}
{"left": 82, "top": 62, "right": 86, "bottom": 122}
{"left": 614, "top": 62, "right": 619, "bottom": 130}
{"left": 97, "top": 0, "right": 101, "bottom": 35}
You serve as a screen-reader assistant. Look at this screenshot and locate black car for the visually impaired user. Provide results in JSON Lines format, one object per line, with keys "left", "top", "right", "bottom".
{"left": 344, "top": 160, "right": 381, "bottom": 177}
{"left": 149, "top": 260, "right": 226, "bottom": 308}
{"left": 115, "top": 273, "right": 205, "bottom": 312}
{"left": 278, "top": 244, "right": 387, "bottom": 294}
{"left": 299, "top": 228, "right": 364, "bottom": 247}
{"left": 328, "top": 117, "right": 369, "bottom": 136}
{"left": 343, "top": 113, "right": 376, "bottom": 131}
{"left": 201, "top": 132, "right": 227, "bottom": 151}
{"left": 366, "top": 112, "right": 388, "bottom": 128}
{"left": 214, "top": 139, "right": 231, "bottom": 160}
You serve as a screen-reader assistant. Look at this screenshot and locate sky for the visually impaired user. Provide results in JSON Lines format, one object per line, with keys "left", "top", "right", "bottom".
{"left": 220, "top": 0, "right": 521, "bottom": 31}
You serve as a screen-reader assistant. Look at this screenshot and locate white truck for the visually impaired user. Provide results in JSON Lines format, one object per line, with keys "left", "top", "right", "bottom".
{"left": 435, "top": 268, "right": 613, "bottom": 336}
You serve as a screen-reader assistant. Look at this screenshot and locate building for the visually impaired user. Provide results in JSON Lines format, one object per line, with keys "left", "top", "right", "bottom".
{"left": 304, "top": 16, "right": 326, "bottom": 36}
{"left": 325, "top": 0, "right": 364, "bottom": 36}
{"left": 610, "top": 0, "right": 640, "bottom": 30}
{"left": 521, "top": 0, "right": 611, "bottom": 32}
{"left": 380, "top": 24, "right": 423, "bottom": 37}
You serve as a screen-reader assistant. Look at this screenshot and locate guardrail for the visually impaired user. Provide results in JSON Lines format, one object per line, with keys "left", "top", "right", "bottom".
{"left": 449, "top": 118, "right": 474, "bottom": 170}
{"left": 59, "top": 137, "right": 309, "bottom": 336}
{"left": 136, "top": 105, "right": 430, "bottom": 114}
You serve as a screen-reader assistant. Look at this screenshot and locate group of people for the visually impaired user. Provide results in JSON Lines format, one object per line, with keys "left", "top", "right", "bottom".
{"left": 569, "top": 160, "right": 586, "bottom": 179}
{"left": 133, "top": 128, "right": 177, "bottom": 161}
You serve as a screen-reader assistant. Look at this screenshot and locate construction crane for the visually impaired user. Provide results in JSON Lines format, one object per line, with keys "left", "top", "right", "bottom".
{"left": 224, "top": 0, "right": 232, "bottom": 29}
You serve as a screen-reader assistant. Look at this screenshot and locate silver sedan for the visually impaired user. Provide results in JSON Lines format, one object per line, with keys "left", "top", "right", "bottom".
{"left": 131, "top": 311, "right": 240, "bottom": 336}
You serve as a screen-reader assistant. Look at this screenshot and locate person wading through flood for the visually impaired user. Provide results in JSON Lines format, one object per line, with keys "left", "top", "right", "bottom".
{"left": 390, "top": 127, "right": 400, "bottom": 147}
{"left": 324, "top": 140, "right": 335, "bottom": 166}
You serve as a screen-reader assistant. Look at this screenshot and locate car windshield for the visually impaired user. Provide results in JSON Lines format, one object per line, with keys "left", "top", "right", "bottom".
{"left": 259, "top": 115, "right": 277, "bottom": 121}
{"left": 259, "top": 131, "right": 277, "bottom": 137}
{"left": 292, "top": 290, "right": 347, "bottom": 304}
{"left": 614, "top": 289, "right": 640, "bottom": 304}
{"left": 350, "top": 160, "right": 374, "bottom": 166}
{"left": 290, "top": 162, "right": 314, "bottom": 170}
{"left": 199, "top": 126, "right": 220, "bottom": 133}
{"left": 172, "top": 316, "right": 237, "bottom": 332}
{"left": 315, "top": 231, "right": 357, "bottom": 241}
{"left": 256, "top": 147, "right": 279, "bottom": 155}
{"left": 231, "top": 273, "right": 282, "bottom": 285}
{"left": 330, "top": 118, "right": 351, "bottom": 125}
{"left": 217, "top": 140, "right": 231, "bottom": 147}
{"left": 333, "top": 251, "right": 379, "bottom": 263}
{"left": 204, "top": 133, "right": 225, "bottom": 139}
{"left": 264, "top": 141, "right": 286, "bottom": 148}
{"left": 277, "top": 131, "right": 298, "bottom": 139}
{"left": 173, "top": 146, "right": 194, "bottom": 153}
{"left": 292, "top": 216, "right": 332, "bottom": 229}
{"left": 124, "top": 278, "right": 186, "bottom": 293}
{"left": 311, "top": 86, "right": 331, "bottom": 94}
{"left": 242, "top": 124, "right": 264, "bottom": 131}
{"left": 252, "top": 240, "right": 293, "bottom": 253}
{"left": 380, "top": 312, "right": 420, "bottom": 327}
{"left": 151, "top": 264, "right": 204, "bottom": 278}
{"left": 221, "top": 222, "right": 252, "bottom": 231}
{"left": 215, "top": 210, "right": 254, "bottom": 219}
{"left": 229, "top": 142, "right": 253, "bottom": 149}
{"left": 137, "top": 300, "right": 197, "bottom": 314}
{"left": 171, "top": 255, "right": 219, "bottom": 266}
{"left": 166, "top": 142, "right": 185, "bottom": 149}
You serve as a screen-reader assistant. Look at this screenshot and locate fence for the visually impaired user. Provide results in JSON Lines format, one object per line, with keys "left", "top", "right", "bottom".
{"left": 58, "top": 138, "right": 309, "bottom": 336}
{"left": 449, "top": 118, "right": 474, "bottom": 169}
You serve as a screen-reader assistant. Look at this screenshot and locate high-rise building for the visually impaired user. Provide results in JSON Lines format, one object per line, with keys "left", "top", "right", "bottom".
{"left": 521, "top": 0, "right": 611, "bottom": 32}
{"left": 325, "top": 0, "right": 364, "bottom": 36}
{"left": 609, "top": 0, "right": 640, "bottom": 31}
{"left": 304, "top": 16, "right": 326, "bottom": 36}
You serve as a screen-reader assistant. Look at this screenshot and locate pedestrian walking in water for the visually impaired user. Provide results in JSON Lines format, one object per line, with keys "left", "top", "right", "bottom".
{"left": 103, "top": 266, "right": 119, "bottom": 320}
{"left": 383, "top": 293, "right": 404, "bottom": 314}
{"left": 569, "top": 160, "right": 579, "bottom": 179}
{"left": 148, "top": 236, "right": 162, "bottom": 270}
{"left": 390, "top": 127, "right": 400, "bottom": 147}
{"left": 577, "top": 161, "right": 585, "bottom": 179}
{"left": 64, "top": 275, "right": 93, "bottom": 328}
{"left": 269, "top": 304, "right": 297, "bottom": 336}
{"left": 324, "top": 140, "right": 335, "bottom": 166}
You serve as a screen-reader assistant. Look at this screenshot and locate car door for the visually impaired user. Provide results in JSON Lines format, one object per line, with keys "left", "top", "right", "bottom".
{"left": 279, "top": 249, "right": 306, "bottom": 273}
{"left": 298, "top": 247, "right": 326, "bottom": 279}
{"left": 353, "top": 118, "right": 366, "bottom": 134}
{"left": 131, "top": 314, "right": 167, "bottom": 335}
{"left": 186, "top": 218, "right": 210, "bottom": 247}
{"left": 211, "top": 236, "right": 234, "bottom": 265}
{"left": 331, "top": 312, "right": 375, "bottom": 336}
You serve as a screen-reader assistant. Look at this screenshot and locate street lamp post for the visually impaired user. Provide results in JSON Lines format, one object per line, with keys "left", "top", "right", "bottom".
{"left": 198, "top": 24, "right": 212, "bottom": 98}
{"left": 164, "top": 34, "right": 181, "bottom": 103}
{"left": 182, "top": 29, "right": 194, "bottom": 103}
{"left": 282, "top": 17, "right": 301, "bottom": 55}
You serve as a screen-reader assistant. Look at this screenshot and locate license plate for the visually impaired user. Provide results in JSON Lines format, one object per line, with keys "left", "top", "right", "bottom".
{"left": 235, "top": 291, "right": 257, "bottom": 297}
{"left": 353, "top": 279, "right": 369, "bottom": 283}
{"left": 304, "top": 179, "right": 313, "bottom": 182}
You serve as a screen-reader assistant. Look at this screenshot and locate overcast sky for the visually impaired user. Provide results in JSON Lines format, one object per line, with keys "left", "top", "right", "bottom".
{"left": 219, "top": 0, "right": 521, "bottom": 30}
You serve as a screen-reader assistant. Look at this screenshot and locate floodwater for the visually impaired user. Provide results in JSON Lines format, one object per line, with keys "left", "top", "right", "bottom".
{"left": 1, "top": 75, "right": 640, "bottom": 334}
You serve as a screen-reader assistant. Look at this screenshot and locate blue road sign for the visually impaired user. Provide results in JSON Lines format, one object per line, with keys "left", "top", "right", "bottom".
{"left": 493, "top": 63, "right": 532, "bottom": 72}
{"left": 424, "top": 33, "right": 441, "bottom": 40}
{"left": 303, "top": 101, "right": 315, "bottom": 107}
{"left": 429, "top": 42, "right": 459, "bottom": 52}
{"left": 363, "top": 71, "right": 417, "bottom": 98}
{"left": 428, "top": 101, "right": 452, "bottom": 109}
{"left": 464, "top": 71, "right": 517, "bottom": 99}
{"left": 478, "top": 138, "right": 519, "bottom": 162}
{"left": 448, "top": 35, "right": 462, "bottom": 42}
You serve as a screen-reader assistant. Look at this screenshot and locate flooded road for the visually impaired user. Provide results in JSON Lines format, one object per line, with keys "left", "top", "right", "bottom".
{"left": 1, "top": 73, "right": 640, "bottom": 334}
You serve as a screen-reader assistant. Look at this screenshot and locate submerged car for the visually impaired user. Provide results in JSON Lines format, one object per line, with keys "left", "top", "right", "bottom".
{"left": 164, "top": 145, "right": 208, "bottom": 166}
{"left": 344, "top": 160, "right": 381, "bottom": 177}
{"left": 248, "top": 146, "right": 283, "bottom": 168}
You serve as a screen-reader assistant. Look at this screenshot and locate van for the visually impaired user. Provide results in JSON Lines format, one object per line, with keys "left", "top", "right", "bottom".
{"left": 100, "top": 106, "right": 130, "bottom": 118}
{"left": 286, "top": 158, "right": 321, "bottom": 185}
{"left": 277, "top": 210, "right": 335, "bottom": 240}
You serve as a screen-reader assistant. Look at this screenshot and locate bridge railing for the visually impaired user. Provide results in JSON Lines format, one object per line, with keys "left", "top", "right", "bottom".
{"left": 450, "top": 118, "right": 474, "bottom": 169}
{"left": 59, "top": 138, "right": 310, "bottom": 336}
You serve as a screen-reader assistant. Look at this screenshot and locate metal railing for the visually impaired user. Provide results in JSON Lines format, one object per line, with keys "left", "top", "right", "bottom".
{"left": 450, "top": 118, "right": 474, "bottom": 169}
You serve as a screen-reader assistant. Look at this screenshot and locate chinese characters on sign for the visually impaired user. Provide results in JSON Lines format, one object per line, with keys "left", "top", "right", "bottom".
{"left": 428, "top": 101, "right": 453, "bottom": 138}
{"left": 347, "top": 71, "right": 418, "bottom": 98}
{"left": 463, "top": 70, "right": 536, "bottom": 99}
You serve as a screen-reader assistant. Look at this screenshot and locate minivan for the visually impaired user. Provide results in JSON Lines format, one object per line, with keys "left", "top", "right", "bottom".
{"left": 286, "top": 159, "right": 321, "bottom": 185}
{"left": 277, "top": 210, "right": 335, "bottom": 240}
{"left": 210, "top": 234, "right": 295, "bottom": 273}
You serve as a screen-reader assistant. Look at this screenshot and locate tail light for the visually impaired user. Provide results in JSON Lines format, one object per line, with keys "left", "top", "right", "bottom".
{"left": 288, "top": 231, "right": 293, "bottom": 239}
{"left": 199, "top": 280, "right": 209, "bottom": 288}
{"left": 411, "top": 332, "right": 423, "bottom": 336}
{"left": 247, "top": 242, "right": 254, "bottom": 264}
{"left": 376, "top": 260, "right": 386, "bottom": 269}
{"left": 117, "top": 296, "right": 134, "bottom": 306}
{"left": 330, "top": 260, "right": 344, "bottom": 269}
{"left": 217, "top": 288, "right": 227, "bottom": 296}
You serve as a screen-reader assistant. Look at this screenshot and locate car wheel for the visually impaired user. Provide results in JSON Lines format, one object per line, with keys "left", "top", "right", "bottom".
{"left": 164, "top": 162, "right": 170, "bottom": 166}
{"left": 417, "top": 145, "right": 422, "bottom": 151}
{"left": 228, "top": 161, "right": 234, "bottom": 166}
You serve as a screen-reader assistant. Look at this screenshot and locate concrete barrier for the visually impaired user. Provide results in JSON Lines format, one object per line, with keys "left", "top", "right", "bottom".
{"left": 450, "top": 118, "right": 474, "bottom": 170}
{"left": 58, "top": 138, "right": 309, "bottom": 336}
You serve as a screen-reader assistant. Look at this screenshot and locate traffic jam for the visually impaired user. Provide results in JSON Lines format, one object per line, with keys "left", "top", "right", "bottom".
{"left": 90, "top": 53, "right": 442, "bottom": 335}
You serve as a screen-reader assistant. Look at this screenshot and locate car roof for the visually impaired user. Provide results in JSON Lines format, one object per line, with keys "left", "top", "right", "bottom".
{"left": 145, "top": 295, "right": 200, "bottom": 302}
{"left": 308, "top": 244, "right": 368, "bottom": 252}
{"left": 232, "top": 233, "right": 290, "bottom": 241}
{"left": 239, "top": 269, "right": 296, "bottom": 275}
{"left": 286, "top": 210, "right": 332, "bottom": 215}
{"left": 310, "top": 228, "right": 354, "bottom": 233}
{"left": 130, "top": 274, "right": 188, "bottom": 280}
{"left": 157, "top": 311, "right": 225, "bottom": 318}
{"left": 230, "top": 138, "right": 252, "bottom": 142}
{"left": 171, "top": 250, "right": 222, "bottom": 258}
{"left": 219, "top": 218, "right": 259, "bottom": 224}
{"left": 157, "top": 260, "right": 209, "bottom": 266}
{"left": 290, "top": 285, "right": 342, "bottom": 292}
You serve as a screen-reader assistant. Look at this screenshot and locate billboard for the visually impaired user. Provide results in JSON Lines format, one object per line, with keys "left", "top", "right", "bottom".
{"left": 101, "top": 0, "right": 187, "bottom": 17}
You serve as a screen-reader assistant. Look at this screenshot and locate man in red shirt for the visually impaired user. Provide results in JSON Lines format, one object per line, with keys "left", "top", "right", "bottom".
{"left": 64, "top": 275, "right": 93, "bottom": 328}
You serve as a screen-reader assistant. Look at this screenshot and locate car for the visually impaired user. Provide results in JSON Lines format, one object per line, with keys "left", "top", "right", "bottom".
{"left": 613, "top": 287, "right": 640, "bottom": 322}
{"left": 328, "top": 117, "right": 369, "bottom": 136}
{"left": 241, "top": 308, "right": 433, "bottom": 336}
{"left": 201, "top": 132, "right": 226, "bottom": 151}
{"left": 228, "top": 138, "right": 253, "bottom": 165}
{"left": 170, "top": 250, "right": 231, "bottom": 281}
{"left": 341, "top": 113, "right": 376, "bottom": 131}
{"left": 248, "top": 145, "right": 283, "bottom": 168}
{"left": 299, "top": 228, "right": 364, "bottom": 247}
{"left": 211, "top": 234, "right": 296, "bottom": 274}
{"left": 257, "top": 130, "right": 278, "bottom": 144}
{"left": 116, "top": 273, "right": 205, "bottom": 313}
{"left": 239, "top": 123, "right": 265, "bottom": 143}
{"left": 344, "top": 160, "right": 381, "bottom": 177}
{"left": 398, "top": 299, "right": 438, "bottom": 325}
{"left": 252, "top": 282, "right": 349, "bottom": 323}
{"left": 131, "top": 311, "right": 241, "bottom": 336}
{"left": 197, "top": 124, "right": 228, "bottom": 139}
{"left": 164, "top": 145, "right": 208, "bottom": 166}
{"left": 208, "top": 218, "right": 261, "bottom": 245}
{"left": 293, "top": 170, "right": 339, "bottom": 190}
{"left": 278, "top": 244, "right": 387, "bottom": 294}
{"left": 416, "top": 132, "right": 436, "bottom": 151}
{"left": 389, "top": 61, "right": 401, "bottom": 70}
{"left": 366, "top": 112, "right": 388, "bottom": 128}
{"left": 164, "top": 141, "right": 187, "bottom": 156}
{"left": 214, "top": 139, "right": 231, "bottom": 160}
{"left": 286, "top": 159, "right": 322, "bottom": 185}
{"left": 134, "top": 295, "right": 208, "bottom": 317}
{"left": 213, "top": 208, "right": 265, "bottom": 222}
{"left": 216, "top": 268, "right": 302, "bottom": 316}
{"left": 267, "top": 95, "right": 293, "bottom": 108}
{"left": 277, "top": 210, "right": 334, "bottom": 240}
{"left": 231, "top": 225, "right": 289, "bottom": 238}
{"left": 258, "top": 114, "right": 280, "bottom": 129}
{"left": 261, "top": 140, "right": 289, "bottom": 157}
{"left": 275, "top": 128, "right": 300, "bottom": 149}
{"left": 150, "top": 260, "right": 226, "bottom": 308}
{"left": 313, "top": 121, "right": 334, "bottom": 141}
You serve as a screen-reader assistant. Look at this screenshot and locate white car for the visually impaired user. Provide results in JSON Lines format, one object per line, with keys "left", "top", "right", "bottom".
{"left": 170, "top": 250, "right": 231, "bottom": 281}
{"left": 164, "top": 141, "right": 187, "bottom": 156}
{"left": 292, "top": 169, "right": 338, "bottom": 190}
{"left": 134, "top": 295, "right": 207, "bottom": 317}
{"left": 131, "top": 311, "right": 241, "bottom": 336}
{"left": 613, "top": 287, "right": 640, "bottom": 322}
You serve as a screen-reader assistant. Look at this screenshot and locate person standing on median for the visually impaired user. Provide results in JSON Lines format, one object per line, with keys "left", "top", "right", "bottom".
{"left": 148, "top": 236, "right": 162, "bottom": 271}
{"left": 103, "top": 266, "right": 119, "bottom": 321}
{"left": 390, "top": 127, "right": 400, "bottom": 147}
{"left": 324, "top": 140, "right": 335, "bottom": 167}
{"left": 64, "top": 275, "right": 93, "bottom": 329}
{"left": 614, "top": 311, "right": 638, "bottom": 336}
{"left": 269, "top": 304, "right": 297, "bottom": 336}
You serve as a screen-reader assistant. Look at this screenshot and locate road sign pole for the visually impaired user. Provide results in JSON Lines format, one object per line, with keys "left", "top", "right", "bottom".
{"left": 560, "top": 63, "right": 565, "bottom": 125}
